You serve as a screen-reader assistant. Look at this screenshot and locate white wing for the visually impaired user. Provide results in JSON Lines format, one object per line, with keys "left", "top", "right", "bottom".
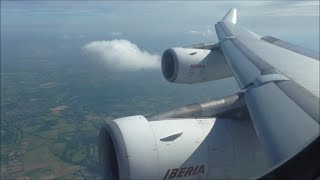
{"left": 216, "top": 8, "right": 320, "bottom": 178}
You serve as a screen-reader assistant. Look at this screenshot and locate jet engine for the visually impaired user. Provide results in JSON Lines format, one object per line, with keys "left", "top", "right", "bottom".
{"left": 161, "top": 47, "right": 233, "bottom": 84}
{"left": 99, "top": 116, "right": 268, "bottom": 180}
{"left": 98, "top": 95, "right": 268, "bottom": 180}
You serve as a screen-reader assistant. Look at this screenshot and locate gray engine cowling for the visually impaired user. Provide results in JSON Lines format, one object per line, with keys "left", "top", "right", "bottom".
{"left": 98, "top": 116, "right": 268, "bottom": 180}
{"left": 161, "top": 47, "right": 233, "bottom": 84}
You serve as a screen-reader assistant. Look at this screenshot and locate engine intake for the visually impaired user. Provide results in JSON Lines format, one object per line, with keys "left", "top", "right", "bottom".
{"left": 162, "top": 49, "right": 178, "bottom": 82}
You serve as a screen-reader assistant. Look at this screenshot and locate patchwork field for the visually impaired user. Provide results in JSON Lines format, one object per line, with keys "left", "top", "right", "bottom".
{"left": 1, "top": 43, "right": 238, "bottom": 179}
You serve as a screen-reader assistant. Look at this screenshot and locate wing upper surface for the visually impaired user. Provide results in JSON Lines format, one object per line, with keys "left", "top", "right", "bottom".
{"left": 216, "top": 22, "right": 319, "bottom": 98}
{"left": 215, "top": 10, "right": 320, "bottom": 169}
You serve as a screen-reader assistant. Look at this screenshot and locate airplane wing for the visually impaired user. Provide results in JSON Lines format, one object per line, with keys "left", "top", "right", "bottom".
{"left": 216, "top": 9, "right": 320, "bottom": 178}
{"left": 98, "top": 9, "right": 319, "bottom": 180}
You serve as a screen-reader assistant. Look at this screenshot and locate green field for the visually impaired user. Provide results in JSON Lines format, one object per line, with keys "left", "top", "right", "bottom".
{"left": 0, "top": 38, "right": 238, "bottom": 179}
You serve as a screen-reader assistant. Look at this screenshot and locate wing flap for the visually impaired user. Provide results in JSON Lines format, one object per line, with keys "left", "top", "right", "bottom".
{"left": 245, "top": 82, "right": 319, "bottom": 167}
{"left": 276, "top": 80, "right": 319, "bottom": 123}
{"left": 261, "top": 36, "right": 319, "bottom": 60}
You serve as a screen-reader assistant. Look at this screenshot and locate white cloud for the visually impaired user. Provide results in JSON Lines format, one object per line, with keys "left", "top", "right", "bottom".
{"left": 82, "top": 39, "right": 160, "bottom": 71}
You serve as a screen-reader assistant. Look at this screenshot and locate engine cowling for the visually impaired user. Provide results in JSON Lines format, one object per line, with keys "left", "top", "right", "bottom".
{"left": 161, "top": 47, "right": 233, "bottom": 84}
{"left": 99, "top": 116, "right": 268, "bottom": 180}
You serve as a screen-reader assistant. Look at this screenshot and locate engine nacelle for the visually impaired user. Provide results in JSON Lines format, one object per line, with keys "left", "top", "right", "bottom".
{"left": 161, "top": 47, "right": 233, "bottom": 84}
{"left": 99, "top": 116, "right": 268, "bottom": 180}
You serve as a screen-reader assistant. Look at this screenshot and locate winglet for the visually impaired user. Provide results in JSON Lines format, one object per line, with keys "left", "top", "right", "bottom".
{"left": 222, "top": 8, "right": 237, "bottom": 24}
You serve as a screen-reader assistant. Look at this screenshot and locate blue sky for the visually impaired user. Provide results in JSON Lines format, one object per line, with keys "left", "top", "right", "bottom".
{"left": 2, "top": 2, "right": 319, "bottom": 37}
{"left": 1, "top": 1, "right": 319, "bottom": 69}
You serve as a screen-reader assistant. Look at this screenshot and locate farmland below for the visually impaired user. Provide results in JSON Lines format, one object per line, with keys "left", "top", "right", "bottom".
{"left": 1, "top": 48, "right": 238, "bottom": 179}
